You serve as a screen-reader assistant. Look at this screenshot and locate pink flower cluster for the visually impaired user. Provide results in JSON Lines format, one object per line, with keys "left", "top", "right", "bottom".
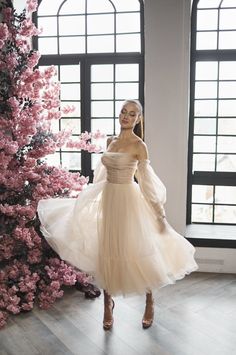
{"left": 38, "top": 258, "right": 91, "bottom": 309}
{"left": 0, "top": 0, "right": 103, "bottom": 328}
{"left": 0, "top": 23, "right": 9, "bottom": 49}
{"left": 26, "top": 0, "right": 38, "bottom": 13}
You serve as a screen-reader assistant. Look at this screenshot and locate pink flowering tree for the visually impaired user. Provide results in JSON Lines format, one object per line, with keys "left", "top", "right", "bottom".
{"left": 0, "top": 0, "right": 104, "bottom": 328}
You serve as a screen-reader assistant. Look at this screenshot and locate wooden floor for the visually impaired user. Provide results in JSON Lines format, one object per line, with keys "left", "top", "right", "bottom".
{"left": 1, "top": 271, "right": 236, "bottom": 355}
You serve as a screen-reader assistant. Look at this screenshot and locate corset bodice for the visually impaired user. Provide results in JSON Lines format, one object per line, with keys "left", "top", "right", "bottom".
{"left": 101, "top": 152, "right": 138, "bottom": 184}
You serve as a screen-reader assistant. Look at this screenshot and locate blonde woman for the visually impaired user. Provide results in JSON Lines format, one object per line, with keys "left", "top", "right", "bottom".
{"left": 37, "top": 99, "right": 198, "bottom": 330}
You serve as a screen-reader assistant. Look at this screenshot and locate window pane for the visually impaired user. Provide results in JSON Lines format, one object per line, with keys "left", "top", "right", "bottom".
{"left": 221, "top": 0, "right": 236, "bottom": 7}
{"left": 112, "top": 0, "right": 140, "bottom": 11}
{"left": 50, "top": 119, "right": 59, "bottom": 133}
{"left": 218, "top": 100, "right": 236, "bottom": 116}
{"left": 115, "top": 83, "right": 139, "bottom": 100}
{"left": 91, "top": 153, "right": 102, "bottom": 171}
{"left": 198, "top": 0, "right": 221, "bottom": 8}
{"left": 195, "top": 62, "right": 218, "bottom": 80}
{"left": 116, "top": 13, "right": 140, "bottom": 33}
{"left": 59, "top": 16, "right": 85, "bottom": 35}
{"left": 38, "top": 38, "right": 58, "bottom": 55}
{"left": 193, "top": 154, "right": 216, "bottom": 171}
{"left": 61, "top": 152, "right": 81, "bottom": 170}
{"left": 38, "top": 17, "right": 57, "bottom": 36}
{"left": 217, "top": 154, "right": 236, "bottom": 171}
{"left": 59, "top": 37, "right": 85, "bottom": 54}
{"left": 194, "top": 118, "right": 216, "bottom": 134}
{"left": 60, "top": 0, "right": 85, "bottom": 14}
{"left": 192, "top": 185, "right": 214, "bottom": 203}
{"left": 219, "top": 61, "right": 236, "bottom": 80}
{"left": 116, "top": 34, "right": 141, "bottom": 52}
{"left": 197, "top": 10, "right": 218, "bottom": 30}
{"left": 60, "top": 65, "right": 80, "bottom": 82}
{"left": 91, "top": 65, "right": 114, "bottom": 82}
{"left": 87, "top": 0, "right": 114, "bottom": 13}
{"left": 115, "top": 118, "right": 120, "bottom": 134}
{"left": 38, "top": 0, "right": 62, "bottom": 15}
{"left": 215, "top": 186, "right": 236, "bottom": 204}
{"left": 87, "top": 14, "right": 114, "bottom": 34}
{"left": 219, "top": 82, "right": 236, "bottom": 98}
{"left": 215, "top": 205, "right": 236, "bottom": 223}
{"left": 193, "top": 136, "right": 216, "bottom": 153}
{"left": 61, "top": 119, "right": 81, "bottom": 134}
{"left": 61, "top": 84, "right": 80, "bottom": 100}
{"left": 91, "top": 119, "right": 114, "bottom": 134}
{"left": 91, "top": 101, "right": 113, "bottom": 117}
{"left": 195, "top": 82, "right": 217, "bottom": 99}
{"left": 115, "top": 64, "right": 139, "bottom": 82}
{"left": 115, "top": 101, "right": 124, "bottom": 116}
{"left": 194, "top": 100, "right": 217, "bottom": 116}
{"left": 87, "top": 36, "right": 114, "bottom": 53}
{"left": 196, "top": 32, "right": 217, "bottom": 50}
{"left": 91, "top": 83, "right": 114, "bottom": 100}
{"left": 218, "top": 119, "right": 236, "bottom": 135}
{"left": 191, "top": 204, "right": 213, "bottom": 223}
{"left": 219, "top": 9, "right": 236, "bottom": 29}
{"left": 45, "top": 152, "right": 61, "bottom": 166}
{"left": 217, "top": 137, "right": 236, "bottom": 153}
{"left": 61, "top": 101, "right": 80, "bottom": 117}
{"left": 219, "top": 31, "right": 236, "bottom": 49}
{"left": 92, "top": 135, "right": 106, "bottom": 151}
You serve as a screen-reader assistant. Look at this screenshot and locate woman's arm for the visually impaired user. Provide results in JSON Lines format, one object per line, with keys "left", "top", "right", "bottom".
{"left": 135, "top": 141, "right": 166, "bottom": 220}
{"left": 136, "top": 140, "right": 149, "bottom": 161}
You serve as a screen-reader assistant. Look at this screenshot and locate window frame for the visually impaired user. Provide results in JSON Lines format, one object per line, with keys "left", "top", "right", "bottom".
{"left": 186, "top": 0, "right": 236, "bottom": 248}
{"left": 32, "top": 0, "right": 144, "bottom": 180}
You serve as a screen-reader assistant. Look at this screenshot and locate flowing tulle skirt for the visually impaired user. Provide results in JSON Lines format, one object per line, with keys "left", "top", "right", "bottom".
{"left": 38, "top": 180, "right": 198, "bottom": 297}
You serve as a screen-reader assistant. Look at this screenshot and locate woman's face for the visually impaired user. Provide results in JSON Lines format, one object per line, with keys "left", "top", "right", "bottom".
{"left": 119, "top": 103, "right": 141, "bottom": 130}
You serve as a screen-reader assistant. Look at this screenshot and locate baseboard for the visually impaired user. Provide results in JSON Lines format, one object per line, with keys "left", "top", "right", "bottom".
{"left": 194, "top": 247, "right": 236, "bottom": 274}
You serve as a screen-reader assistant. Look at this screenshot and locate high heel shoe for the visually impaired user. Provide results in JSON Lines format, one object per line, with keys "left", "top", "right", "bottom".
{"left": 103, "top": 298, "right": 115, "bottom": 330}
{"left": 142, "top": 293, "right": 154, "bottom": 329}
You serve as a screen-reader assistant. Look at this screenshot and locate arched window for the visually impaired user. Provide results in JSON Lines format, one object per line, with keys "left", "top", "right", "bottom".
{"left": 188, "top": 0, "right": 236, "bottom": 226}
{"left": 33, "top": 0, "right": 144, "bottom": 179}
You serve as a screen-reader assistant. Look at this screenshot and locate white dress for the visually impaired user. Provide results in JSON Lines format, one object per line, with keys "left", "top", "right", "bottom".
{"left": 37, "top": 152, "right": 198, "bottom": 297}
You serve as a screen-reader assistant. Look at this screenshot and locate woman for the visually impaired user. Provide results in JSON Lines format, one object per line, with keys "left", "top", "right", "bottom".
{"left": 37, "top": 99, "right": 198, "bottom": 331}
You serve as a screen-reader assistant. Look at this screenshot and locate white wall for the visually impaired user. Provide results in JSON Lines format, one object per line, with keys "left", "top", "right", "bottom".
{"left": 145, "top": 0, "right": 191, "bottom": 235}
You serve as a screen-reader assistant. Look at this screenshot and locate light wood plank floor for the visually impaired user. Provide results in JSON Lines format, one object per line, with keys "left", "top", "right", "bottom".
{"left": 0, "top": 271, "right": 236, "bottom": 355}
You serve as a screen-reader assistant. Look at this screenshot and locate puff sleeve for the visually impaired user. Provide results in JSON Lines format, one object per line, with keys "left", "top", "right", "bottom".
{"left": 135, "top": 159, "right": 166, "bottom": 219}
{"left": 93, "top": 158, "right": 107, "bottom": 183}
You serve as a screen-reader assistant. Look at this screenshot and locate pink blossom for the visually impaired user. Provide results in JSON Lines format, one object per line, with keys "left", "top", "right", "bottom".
{"left": 26, "top": 0, "right": 38, "bottom": 13}
{"left": 2, "top": 7, "right": 13, "bottom": 24}
{"left": 91, "top": 130, "right": 106, "bottom": 139}
{"left": 0, "top": 39, "right": 4, "bottom": 50}
{"left": 19, "top": 18, "right": 41, "bottom": 37}
{"left": 6, "top": 304, "right": 21, "bottom": 314}
{"left": 0, "top": 23, "right": 9, "bottom": 40}
{"left": 43, "top": 66, "right": 57, "bottom": 79}
{"left": 62, "top": 105, "right": 76, "bottom": 115}
{"left": 0, "top": 311, "right": 9, "bottom": 328}
{"left": 28, "top": 51, "right": 41, "bottom": 69}
{"left": 81, "top": 131, "right": 92, "bottom": 141}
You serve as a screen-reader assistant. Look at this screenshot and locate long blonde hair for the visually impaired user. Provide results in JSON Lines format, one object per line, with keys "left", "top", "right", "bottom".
{"left": 121, "top": 99, "right": 144, "bottom": 140}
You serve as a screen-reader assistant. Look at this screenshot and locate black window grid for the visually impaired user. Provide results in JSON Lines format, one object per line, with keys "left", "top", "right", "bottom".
{"left": 187, "top": 0, "right": 236, "bottom": 227}
{"left": 33, "top": 0, "right": 144, "bottom": 180}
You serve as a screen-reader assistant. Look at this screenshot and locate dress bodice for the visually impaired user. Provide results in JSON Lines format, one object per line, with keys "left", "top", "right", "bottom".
{"left": 101, "top": 152, "right": 138, "bottom": 184}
